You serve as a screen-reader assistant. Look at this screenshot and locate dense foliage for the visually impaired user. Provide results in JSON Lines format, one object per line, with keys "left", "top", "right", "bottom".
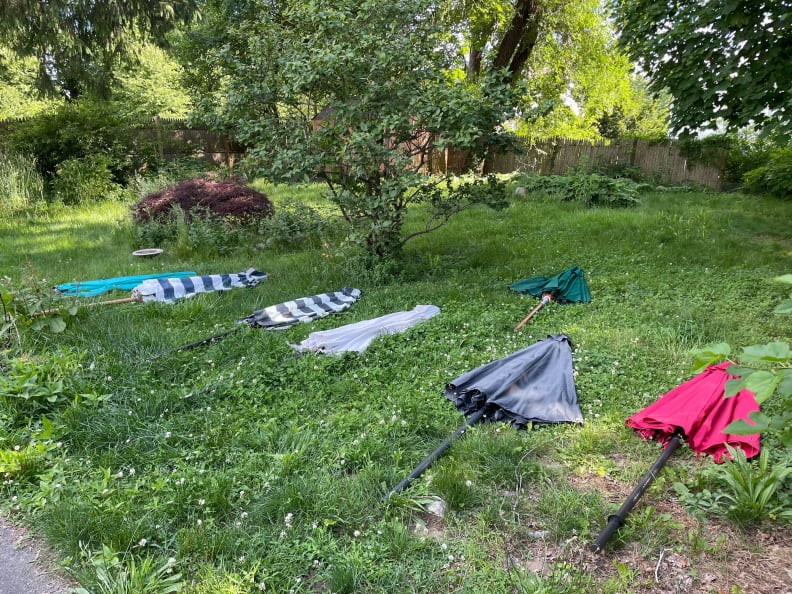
{"left": 613, "top": 0, "right": 792, "bottom": 139}
{"left": 0, "top": 0, "right": 198, "bottom": 99}
{"left": 183, "top": 0, "right": 520, "bottom": 258}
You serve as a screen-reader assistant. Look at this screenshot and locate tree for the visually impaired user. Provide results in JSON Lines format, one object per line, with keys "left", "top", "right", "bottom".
{"left": 182, "top": 0, "right": 519, "bottom": 259}
{"left": 444, "top": 0, "right": 669, "bottom": 140}
{"left": 0, "top": 0, "right": 198, "bottom": 99}
{"left": 613, "top": 0, "right": 792, "bottom": 139}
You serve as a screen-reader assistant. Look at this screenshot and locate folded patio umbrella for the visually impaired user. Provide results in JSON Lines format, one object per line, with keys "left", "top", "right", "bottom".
{"left": 292, "top": 304, "right": 440, "bottom": 354}
{"left": 55, "top": 271, "right": 197, "bottom": 297}
{"left": 386, "top": 334, "right": 583, "bottom": 498}
{"left": 591, "top": 362, "right": 760, "bottom": 552}
{"left": 151, "top": 287, "right": 363, "bottom": 358}
{"left": 131, "top": 268, "right": 267, "bottom": 303}
{"left": 510, "top": 265, "right": 591, "bottom": 330}
{"left": 238, "top": 287, "right": 362, "bottom": 329}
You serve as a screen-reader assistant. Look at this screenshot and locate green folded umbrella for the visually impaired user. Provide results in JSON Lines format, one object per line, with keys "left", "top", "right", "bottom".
{"left": 510, "top": 266, "right": 591, "bottom": 329}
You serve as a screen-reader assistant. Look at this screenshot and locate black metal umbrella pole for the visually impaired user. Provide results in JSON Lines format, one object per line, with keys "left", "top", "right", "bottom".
{"left": 385, "top": 334, "right": 583, "bottom": 500}
{"left": 590, "top": 433, "right": 682, "bottom": 552}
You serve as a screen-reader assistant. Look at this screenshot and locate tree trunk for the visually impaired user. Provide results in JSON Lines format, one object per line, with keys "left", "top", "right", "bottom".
{"left": 492, "top": 0, "right": 543, "bottom": 83}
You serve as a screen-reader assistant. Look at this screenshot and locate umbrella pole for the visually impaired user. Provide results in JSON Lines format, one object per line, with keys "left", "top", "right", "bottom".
{"left": 149, "top": 326, "right": 245, "bottom": 361}
{"left": 384, "top": 408, "right": 487, "bottom": 500}
{"left": 590, "top": 433, "right": 682, "bottom": 552}
{"left": 514, "top": 294, "right": 553, "bottom": 331}
{"left": 32, "top": 295, "right": 142, "bottom": 317}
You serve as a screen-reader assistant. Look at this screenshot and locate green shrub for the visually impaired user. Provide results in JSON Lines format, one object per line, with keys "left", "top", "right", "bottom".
{"left": 724, "top": 134, "right": 774, "bottom": 186}
{"left": 743, "top": 148, "right": 792, "bottom": 199}
{"left": 512, "top": 172, "right": 642, "bottom": 207}
{"left": 257, "top": 197, "right": 342, "bottom": 250}
{"left": 52, "top": 156, "right": 119, "bottom": 205}
{"left": 0, "top": 150, "right": 46, "bottom": 213}
{"left": 6, "top": 100, "right": 158, "bottom": 186}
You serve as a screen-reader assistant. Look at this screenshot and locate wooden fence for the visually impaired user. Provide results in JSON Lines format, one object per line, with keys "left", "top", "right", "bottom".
{"left": 1, "top": 116, "right": 726, "bottom": 189}
{"left": 482, "top": 138, "right": 726, "bottom": 190}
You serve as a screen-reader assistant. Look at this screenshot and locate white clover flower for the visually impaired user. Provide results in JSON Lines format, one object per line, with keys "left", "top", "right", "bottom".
{"left": 128, "top": 468, "right": 135, "bottom": 476}
{"left": 167, "top": 557, "right": 176, "bottom": 566}
{"left": 197, "top": 519, "right": 202, "bottom": 526}
{"left": 165, "top": 432, "right": 172, "bottom": 439}
{"left": 465, "top": 480, "right": 473, "bottom": 487}
{"left": 241, "top": 511, "right": 248, "bottom": 519}
{"left": 115, "top": 471, "right": 124, "bottom": 479}
{"left": 353, "top": 530, "right": 361, "bottom": 537}
{"left": 284, "top": 512, "right": 293, "bottom": 527}
{"left": 138, "top": 538, "right": 147, "bottom": 547}
{"left": 198, "top": 499, "right": 205, "bottom": 506}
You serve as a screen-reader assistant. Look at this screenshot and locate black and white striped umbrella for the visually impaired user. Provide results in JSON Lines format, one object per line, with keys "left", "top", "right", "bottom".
{"left": 131, "top": 268, "right": 267, "bottom": 303}
{"left": 150, "top": 287, "right": 362, "bottom": 359}
{"left": 237, "top": 287, "right": 362, "bottom": 329}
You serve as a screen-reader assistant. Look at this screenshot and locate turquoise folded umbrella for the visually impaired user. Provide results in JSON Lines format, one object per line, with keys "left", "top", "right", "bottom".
{"left": 55, "top": 272, "right": 197, "bottom": 297}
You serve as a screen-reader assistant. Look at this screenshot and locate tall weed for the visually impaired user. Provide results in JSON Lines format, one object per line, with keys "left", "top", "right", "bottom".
{"left": 0, "top": 150, "right": 46, "bottom": 213}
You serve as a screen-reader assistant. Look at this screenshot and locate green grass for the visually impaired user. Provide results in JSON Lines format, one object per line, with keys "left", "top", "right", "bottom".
{"left": 1, "top": 186, "right": 791, "bottom": 592}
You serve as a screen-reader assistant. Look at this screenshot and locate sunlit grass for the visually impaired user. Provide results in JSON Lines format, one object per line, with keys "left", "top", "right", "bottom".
{"left": 1, "top": 187, "right": 791, "bottom": 592}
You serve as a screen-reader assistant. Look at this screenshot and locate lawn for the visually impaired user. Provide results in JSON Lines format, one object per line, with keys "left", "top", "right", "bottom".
{"left": 1, "top": 184, "right": 791, "bottom": 593}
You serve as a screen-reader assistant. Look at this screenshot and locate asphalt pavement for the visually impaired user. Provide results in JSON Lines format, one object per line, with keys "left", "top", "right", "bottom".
{"left": 0, "top": 512, "right": 74, "bottom": 594}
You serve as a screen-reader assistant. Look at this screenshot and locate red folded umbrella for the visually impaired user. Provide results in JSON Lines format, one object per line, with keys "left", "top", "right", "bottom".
{"left": 592, "top": 362, "right": 760, "bottom": 552}
{"left": 626, "top": 361, "right": 760, "bottom": 463}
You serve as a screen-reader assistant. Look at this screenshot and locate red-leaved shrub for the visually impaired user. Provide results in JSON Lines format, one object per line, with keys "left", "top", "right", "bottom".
{"left": 131, "top": 178, "right": 274, "bottom": 223}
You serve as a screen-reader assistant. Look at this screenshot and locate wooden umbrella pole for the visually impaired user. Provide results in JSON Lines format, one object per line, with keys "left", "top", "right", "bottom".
{"left": 32, "top": 295, "right": 142, "bottom": 317}
{"left": 514, "top": 294, "right": 553, "bottom": 331}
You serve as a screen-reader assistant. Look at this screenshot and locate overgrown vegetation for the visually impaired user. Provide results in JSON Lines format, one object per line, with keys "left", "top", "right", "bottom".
{"left": 1, "top": 183, "right": 791, "bottom": 593}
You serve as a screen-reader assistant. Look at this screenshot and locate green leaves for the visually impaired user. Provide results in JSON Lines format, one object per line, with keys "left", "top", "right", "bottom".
{"left": 690, "top": 342, "right": 730, "bottom": 373}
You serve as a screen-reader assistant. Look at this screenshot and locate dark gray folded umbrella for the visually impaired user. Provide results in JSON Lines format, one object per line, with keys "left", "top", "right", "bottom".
{"left": 385, "top": 334, "right": 583, "bottom": 498}
{"left": 445, "top": 333, "right": 583, "bottom": 428}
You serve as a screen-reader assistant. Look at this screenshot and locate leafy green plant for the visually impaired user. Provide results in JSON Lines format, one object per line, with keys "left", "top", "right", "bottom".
{"left": 511, "top": 172, "right": 642, "bottom": 206}
{"left": 70, "top": 544, "right": 183, "bottom": 594}
{"left": 715, "top": 445, "right": 792, "bottom": 527}
{"left": 53, "top": 155, "right": 119, "bottom": 205}
{"left": 257, "top": 197, "right": 342, "bottom": 250}
{"left": 773, "top": 274, "right": 792, "bottom": 314}
{"left": 743, "top": 147, "right": 792, "bottom": 199}
{"left": 0, "top": 272, "right": 76, "bottom": 348}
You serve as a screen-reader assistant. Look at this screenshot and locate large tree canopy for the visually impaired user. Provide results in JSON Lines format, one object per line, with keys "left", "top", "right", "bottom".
{"left": 444, "top": 0, "right": 668, "bottom": 139}
{"left": 613, "top": 0, "right": 792, "bottom": 138}
{"left": 0, "top": 0, "right": 198, "bottom": 98}
{"left": 181, "top": 0, "right": 519, "bottom": 258}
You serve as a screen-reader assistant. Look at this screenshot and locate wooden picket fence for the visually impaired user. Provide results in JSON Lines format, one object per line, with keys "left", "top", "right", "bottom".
{"left": 1, "top": 116, "right": 726, "bottom": 189}
{"left": 476, "top": 137, "right": 726, "bottom": 190}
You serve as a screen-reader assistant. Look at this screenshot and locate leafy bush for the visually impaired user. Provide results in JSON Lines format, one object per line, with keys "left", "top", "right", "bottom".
{"left": 512, "top": 172, "right": 642, "bottom": 207}
{"left": 5, "top": 100, "right": 158, "bottom": 186}
{"left": 257, "top": 197, "right": 342, "bottom": 250}
{"left": 743, "top": 147, "right": 792, "bottom": 199}
{"left": 52, "top": 155, "right": 119, "bottom": 205}
{"left": 131, "top": 178, "right": 274, "bottom": 224}
{"left": 724, "top": 134, "right": 775, "bottom": 186}
{"left": 0, "top": 150, "right": 46, "bottom": 213}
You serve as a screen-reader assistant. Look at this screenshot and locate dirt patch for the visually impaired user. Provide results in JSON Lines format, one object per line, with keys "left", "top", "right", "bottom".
{"left": 131, "top": 177, "right": 274, "bottom": 223}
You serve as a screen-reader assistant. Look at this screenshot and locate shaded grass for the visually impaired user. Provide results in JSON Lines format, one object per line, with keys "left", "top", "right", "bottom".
{"left": 1, "top": 187, "right": 791, "bottom": 592}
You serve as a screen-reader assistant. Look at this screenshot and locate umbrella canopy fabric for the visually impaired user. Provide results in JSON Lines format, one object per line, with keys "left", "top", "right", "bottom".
{"left": 292, "top": 304, "right": 440, "bottom": 354}
{"left": 510, "top": 265, "right": 591, "bottom": 304}
{"left": 626, "top": 362, "right": 760, "bottom": 462}
{"left": 445, "top": 334, "right": 583, "bottom": 428}
{"left": 238, "top": 287, "right": 362, "bottom": 329}
{"left": 130, "top": 269, "right": 267, "bottom": 303}
{"left": 55, "top": 272, "right": 197, "bottom": 297}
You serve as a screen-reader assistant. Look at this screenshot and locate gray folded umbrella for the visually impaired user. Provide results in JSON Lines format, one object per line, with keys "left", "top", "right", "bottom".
{"left": 445, "top": 333, "right": 583, "bottom": 428}
{"left": 386, "top": 334, "right": 583, "bottom": 498}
